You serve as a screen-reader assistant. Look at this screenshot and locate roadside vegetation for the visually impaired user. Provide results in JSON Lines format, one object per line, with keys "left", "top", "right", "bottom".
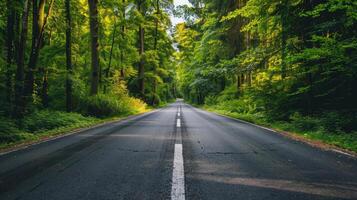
{"left": 0, "top": 0, "right": 176, "bottom": 149}
{"left": 174, "top": 1, "right": 357, "bottom": 152}
{"left": 203, "top": 87, "right": 357, "bottom": 152}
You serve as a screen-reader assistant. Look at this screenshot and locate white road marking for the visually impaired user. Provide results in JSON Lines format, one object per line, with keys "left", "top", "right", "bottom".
{"left": 176, "top": 118, "right": 181, "bottom": 127}
{"left": 171, "top": 144, "right": 185, "bottom": 200}
{"left": 332, "top": 149, "right": 354, "bottom": 157}
{"left": 178, "top": 112, "right": 180, "bottom": 117}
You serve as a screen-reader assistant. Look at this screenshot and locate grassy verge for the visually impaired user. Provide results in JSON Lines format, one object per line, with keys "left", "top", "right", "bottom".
{"left": 0, "top": 109, "right": 150, "bottom": 152}
{"left": 203, "top": 106, "right": 357, "bottom": 154}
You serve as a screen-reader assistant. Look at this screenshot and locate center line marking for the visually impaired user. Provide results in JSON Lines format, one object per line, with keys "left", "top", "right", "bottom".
{"left": 176, "top": 119, "right": 181, "bottom": 127}
{"left": 177, "top": 112, "right": 180, "bottom": 117}
{"left": 171, "top": 144, "right": 185, "bottom": 200}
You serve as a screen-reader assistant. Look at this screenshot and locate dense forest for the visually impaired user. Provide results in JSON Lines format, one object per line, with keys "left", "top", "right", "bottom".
{"left": 174, "top": 0, "right": 357, "bottom": 150}
{"left": 0, "top": 0, "right": 356, "bottom": 151}
{"left": 0, "top": 0, "right": 176, "bottom": 145}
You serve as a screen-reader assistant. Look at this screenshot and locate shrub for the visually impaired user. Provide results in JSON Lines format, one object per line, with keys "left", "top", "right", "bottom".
{"left": 205, "top": 95, "right": 217, "bottom": 106}
{"left": 290, "top": 113, "right": 321, "bottom": 132}
{"left": 81, "top": 94, "right": 147, "bottom": 118}
{"left": 23, "top": 110, "right": 95, "bottom": 133}
{"left": 212, "top": 97, "right": 257, "bottom": 114}
{"left": 216, "top": 85, "right": 237, "bottom": 102}
{"left": 0, "top": 118, "right": 30, "bottom": 144}
{"left": 320, "top": 112, "right": 357, "bottom": 133}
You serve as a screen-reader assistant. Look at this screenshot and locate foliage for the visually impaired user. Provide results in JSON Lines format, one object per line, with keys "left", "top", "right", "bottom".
{"left": 0, "top": 0, "right": 174, "bottom": 148}
{"left": 23, "top": 110, "right": 97, "bottom": 133}
{"left": 81, "top": 93, "right": 147, "bottom": 118}
{"left": 0, "top": 118, "right": 31, "bottom": 144}
{"left": 174, "top": 0, "right": 357, "bottom": 138}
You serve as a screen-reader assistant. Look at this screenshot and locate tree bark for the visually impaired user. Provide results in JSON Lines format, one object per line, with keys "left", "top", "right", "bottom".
{"left": 151, "top": 0, "right": 159, "bottom": 106}
{"left": 24, "top": 0, "right": 53, "bottom": 104}
{"left": 88, "top": 0, "right": 100, "bottom": 96}
{"left": 103, "top": 15, "right": 118, "bottom": 94}
{"left": 23, "top": 0, "right": 40, "bottom": 102}
{"left": 5, "top": 0, "right": 16, "bottom": 110}
{"left": 65, "top": 0, "right": 73, "bottom": 111}
{"left": 120, "top": 0, "right": 126, "bottom": 78}
{"left": 281, "top": 0, "right": 289, "bottom": 79}
{"left": 14, "top": 0, "right": 31, "bottom": 118}
{"left": 137, "top": 0, "right": 145, "bottom": 97}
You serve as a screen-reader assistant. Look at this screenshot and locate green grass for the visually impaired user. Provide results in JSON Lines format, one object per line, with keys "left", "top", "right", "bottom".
{"left": 0, "top": 109, "right": 149, "bottom": 151}
{"left": 204, "top": 106, "right": 357, "bottom": 153}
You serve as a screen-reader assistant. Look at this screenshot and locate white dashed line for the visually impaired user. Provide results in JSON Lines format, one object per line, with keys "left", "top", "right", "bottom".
{"left": 176, "top": 118, "right": 181, "bottom": 127}
{"left": 171, "top": 144, "right": 185, "bottom": 200}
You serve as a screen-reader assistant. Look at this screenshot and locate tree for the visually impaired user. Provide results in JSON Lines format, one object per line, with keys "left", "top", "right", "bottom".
{"left": 88, "top": 0, "right": 100, "bottom": 96}
{"left": 24, "top": 0, "right": 54, "bottom": 106}
{"left": 65, "top": 0, "right": 73, "bottom": 111}
{"left": 137, "top": 0, "right": 145, "bottom": 97}
{"left": 5, "top": 0, "right": 16, "bottom": 109}
{"left": 14, "top": 0, "right": 31, "bottom": 118}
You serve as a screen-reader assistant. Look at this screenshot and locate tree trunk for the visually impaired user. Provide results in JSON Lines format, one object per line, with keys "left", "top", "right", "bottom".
{"left": 234, "top": 0, "right": 247, "bottom": 92}
{"left": 24, "top": 0, "right": 53, "bottom": 104}
{"left": 5, "top": 0, "right": 16, "bottom": 111}
{"left": 120, "top": 0, "right": 126, "bottom": 78}
{"left": 104, "top": 15, "right": 118, "bottom": 94}
{"left": 281, "top": 0, "right": 289, "bottom": 79}
{"left": 137, "top": 0, "right": 145, "bottom": 97}
{"left": 23, "top": 0, "right": 41, "bottom": 102}
{"left": 65, "top": 0, "right": 73, "bottom": 111}
{"left": 237, "top": 74, "right": 241, "bottom": 89}
{"left": 88, "top": 0, "right": 100, "bottom": 96}
{"left": 39, "top": 67, "right": 49, "bottom": 107}
{"left": 151, "top": 0, "right": 159, "bottom": 106}
{"left": 14, "top": 0, "right": 31, "bottom": 118}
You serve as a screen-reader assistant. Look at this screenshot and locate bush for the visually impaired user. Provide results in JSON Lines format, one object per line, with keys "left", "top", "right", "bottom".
{"left": 320, "top": 112, "right": 357, "bottom": 133}
{"left": 23, "top": 110, "right": 95, "bottom": 133}
{"left": 290, "top": 113, "right": 321, "bottom": 132}
{"left": 0, "top": 118, "right": 30, "bottom": 144}
{"left": 81, "top": 94, "right": 147, "bottom": 118}
{"left": 205, "top": 95, "right": 217, "bottom": 106}
{"left": 216, "top": 85, "right": 237, "bottom": 102}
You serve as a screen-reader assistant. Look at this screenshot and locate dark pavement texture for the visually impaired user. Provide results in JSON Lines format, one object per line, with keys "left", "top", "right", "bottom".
{"left": 0, "top": 101, "right": 356, "bottom": 200}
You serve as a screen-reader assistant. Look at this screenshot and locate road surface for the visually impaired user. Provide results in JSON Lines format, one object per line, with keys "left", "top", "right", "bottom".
{"left": 1, "top": 101, "right": 357, "bottom": 200}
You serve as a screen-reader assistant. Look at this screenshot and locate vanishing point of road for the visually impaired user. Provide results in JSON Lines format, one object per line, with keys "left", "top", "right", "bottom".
{"left": 1, "top": 100, "right": 357, "bottom": 200}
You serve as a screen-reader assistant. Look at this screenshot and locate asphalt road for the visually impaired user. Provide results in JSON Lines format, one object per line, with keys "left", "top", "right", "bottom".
{"left": 1, "top": 101, "right": 357, "bottom": 200}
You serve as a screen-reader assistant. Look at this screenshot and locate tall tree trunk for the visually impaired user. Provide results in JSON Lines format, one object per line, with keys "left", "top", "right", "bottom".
{"left": 14, "top": 0, "right": 31, "bottom": 118}
{"left": 65, "top": 0, "right": 73, "bottom": 111}
{"left": 237, "top": 74, "right": 241, "bottom": 89}
{"left": 281, "top": 0, "right": 289, "bottom": 79}
{"left": 5, "top": 0, "right": 16, "bottom": 111}
{"left": 24, "top": 0, "right": 53, "bottom": 104}
{"left": 137, "top": 0, "right": 145, "bottom": 97}
{"left": 88, "top": 0, "right": 100, "bottom": 96}
{"left": 39, "top": 67, "right": 49, "bottom": 107}
{"left": 23, "top": 0, "right": 40, "bottom": 102}
{"left": 103, "top": 15, "right": 117, "bottom": 94}
{"left": 234, "top": 0, "right": 247, "bottom": 92}
{"left": 151, "top": 0, "right": 159, "bottom": 106}
{"left": 120, "top": 0, "right": 126, "bottom": 78}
